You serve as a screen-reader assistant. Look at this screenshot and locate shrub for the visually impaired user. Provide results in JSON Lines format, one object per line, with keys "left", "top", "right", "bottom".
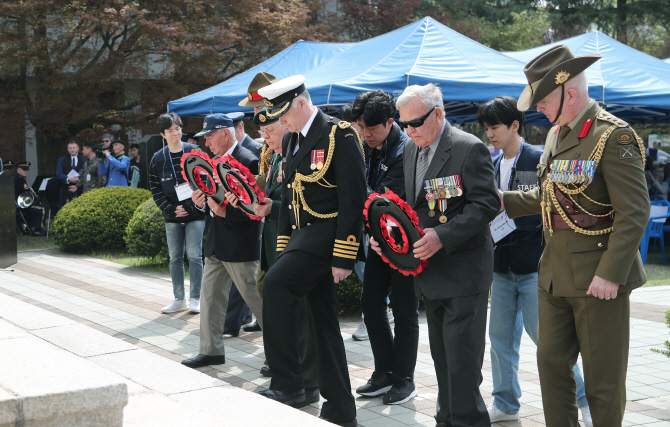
{"left": 337, "top": 274, "right": 363, "bottom": 315}
{"left": 125, "top": 199, "right": 168, "bottom": 259}
{"left": 652, "top": 309, "right": 670, "bottom": 358}
{"left": 52, "top": 187, "right": 151, "bottom": 253}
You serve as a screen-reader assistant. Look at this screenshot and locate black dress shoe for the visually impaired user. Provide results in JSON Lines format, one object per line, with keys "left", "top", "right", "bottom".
{"left": 318, "top": 415, "right": 357, "bottom": 427}
{"left": 223, "top": 328, "right": 239, "bottom": 337}
{"left": 258, "top": 389, "right": 306, "bottom": 408}
{"left": 181, "top": 354, "right": 225, "bottom": 368}
{"left": 243, "top": 320, "right": 262, "bottom": 332}
{"left": 242, "top": 314, "right": 253, "bottom": 325}
{"left": 305, "top": 387, "right": 320, "bottom": 404}
{"left": 260, "top": 365, "right": 272, "bottom": 377}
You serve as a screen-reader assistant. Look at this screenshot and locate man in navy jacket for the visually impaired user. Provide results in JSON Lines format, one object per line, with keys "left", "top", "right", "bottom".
{"left": 150, "top": 113, "right": 205, "bottom": 315}
{"left": 478, "top": 96, "right": 591, "bottom": 426}
{"left": 182, "top": 113, "right": 263, "bottom": 369}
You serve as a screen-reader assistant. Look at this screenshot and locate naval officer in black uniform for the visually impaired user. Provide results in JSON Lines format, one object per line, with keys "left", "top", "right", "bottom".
{"left": 257, "top": 75, "right": 365, "bottom": 427}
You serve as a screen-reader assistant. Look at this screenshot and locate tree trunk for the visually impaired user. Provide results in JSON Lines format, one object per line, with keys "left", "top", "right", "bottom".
{"left": 616, "top": 0, "right": 628, "bottom": 44}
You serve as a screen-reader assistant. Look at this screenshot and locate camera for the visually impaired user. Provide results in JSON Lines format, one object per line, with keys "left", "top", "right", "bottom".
{"left": 95, "top": 143, "right": 108, "bottom": 159}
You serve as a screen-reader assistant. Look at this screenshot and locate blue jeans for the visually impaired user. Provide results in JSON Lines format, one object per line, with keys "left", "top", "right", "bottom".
{"left": 165, "top": 220, "right": 205, "bottom": 300}
{"left": 489, "top": 271, "right": 588, "bottom": 414}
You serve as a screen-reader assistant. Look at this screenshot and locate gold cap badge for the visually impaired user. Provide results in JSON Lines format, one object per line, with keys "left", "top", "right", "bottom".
{"left": 555, "top": 71, "right": 570, "bottom": 85}
{"left": 259, "top": 115, "right": 266, "bottom": 123}
{"left": 203, "top": 122, "right": 207, "bottom": 127}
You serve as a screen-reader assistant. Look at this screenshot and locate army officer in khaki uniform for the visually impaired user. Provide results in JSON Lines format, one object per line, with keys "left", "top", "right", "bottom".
{"left": 501, "top": 45, "right": 649, "bottom": 427}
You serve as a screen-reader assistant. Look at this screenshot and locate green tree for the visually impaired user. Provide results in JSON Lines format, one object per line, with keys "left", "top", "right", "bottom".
{"left": 477, "top": 10, "right": 551, "bottom": 51}
{"left": 0, "top": 0, "right": 328, "bottom": 174}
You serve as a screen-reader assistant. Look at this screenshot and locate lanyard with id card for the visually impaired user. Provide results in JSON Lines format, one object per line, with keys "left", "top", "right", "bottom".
{"left": 168, "top": 147, "right": 193, "bottom": 201}
{"left": 175, "top": 182, "right": 194, "bottom": 201}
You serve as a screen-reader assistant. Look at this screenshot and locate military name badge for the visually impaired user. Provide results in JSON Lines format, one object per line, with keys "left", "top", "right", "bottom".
{"left": 311, "top": 149, "right": 325, "bottom": 170}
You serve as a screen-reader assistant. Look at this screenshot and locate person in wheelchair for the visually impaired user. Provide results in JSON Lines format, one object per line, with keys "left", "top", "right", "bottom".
{"left": 15, "top": 161, "right": 47, "bottom": 236}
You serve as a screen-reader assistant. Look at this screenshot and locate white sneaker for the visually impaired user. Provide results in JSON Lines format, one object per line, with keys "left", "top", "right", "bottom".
{"left": 188, "top": 298, "right": 200, "bottom": 314}
{"left": 387, "top": 309, "right": 394, "bottom": 325}
{"left": 487, "top": 403, "right": 519, "bottom": 422}
{"left": 352, "top": 322, "right": 369, "bottom": 341}
{"left": 580, "top": 406, "right": 593, "bottom": 427}
{"left": 161, "top": 299, "right": 188, "bottom": 314}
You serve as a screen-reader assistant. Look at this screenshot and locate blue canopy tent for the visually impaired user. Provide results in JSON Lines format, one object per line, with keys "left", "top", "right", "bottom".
{"left": 168, "top": 17, "right": 529, "bottom": 122}
{"left": 505, "top": 32, "right": 670, "bottom": 124}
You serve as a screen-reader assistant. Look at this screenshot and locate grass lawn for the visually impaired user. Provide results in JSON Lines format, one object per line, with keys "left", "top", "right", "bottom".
{"left": 16, "top": 234, "right": 58, "bottom": 251}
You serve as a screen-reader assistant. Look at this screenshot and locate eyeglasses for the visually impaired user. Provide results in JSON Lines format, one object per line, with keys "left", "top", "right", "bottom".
{"left": 261, "top": 125, "right": 283, "bottom": 137}
{"left": 102, "top": 139, "right": 111, "bottom": 143}
{"left": 398, "top": 107, "right": 436, "bottom": 130}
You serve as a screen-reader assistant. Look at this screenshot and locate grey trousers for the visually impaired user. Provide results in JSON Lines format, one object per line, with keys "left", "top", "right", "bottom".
{"left": 200, "top": 255, "right": 262, "bottom": 355}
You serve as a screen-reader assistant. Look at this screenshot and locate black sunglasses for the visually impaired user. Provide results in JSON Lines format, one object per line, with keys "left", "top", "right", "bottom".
{"left": 398, "top": 107, "right": 436, "bottom": 130}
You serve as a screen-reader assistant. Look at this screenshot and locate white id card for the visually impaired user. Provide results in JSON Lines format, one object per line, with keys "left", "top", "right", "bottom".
{"left": 175, "top": 182, "right": 194, "bottom": 201}
{"left": 86, "top": 174, "right": 91, "bottom": 182}
{"left": 489, "top": 211, "right": 516, "bottom": 243}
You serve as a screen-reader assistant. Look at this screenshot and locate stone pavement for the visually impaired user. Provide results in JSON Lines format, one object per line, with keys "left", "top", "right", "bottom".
{"left": 1, "top": 249, "right": 670, "bottom": 427}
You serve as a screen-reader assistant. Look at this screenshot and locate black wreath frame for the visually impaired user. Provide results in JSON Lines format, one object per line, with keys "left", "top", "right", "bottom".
{"left": 182, "top": 154, "right": 227, "bottom": 205}
{"left": 366, "top": 197, "right": 424, "bottom": 273}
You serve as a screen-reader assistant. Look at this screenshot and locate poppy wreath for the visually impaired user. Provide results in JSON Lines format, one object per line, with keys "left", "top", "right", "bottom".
{"left": 364, "top": 190, "right": 427, "bottom": 276}
{"left": 213, "top": 155, "right": 266, "bottom": 221}
{"left": 180, "top": 151, "right": 227, "bottom": 205}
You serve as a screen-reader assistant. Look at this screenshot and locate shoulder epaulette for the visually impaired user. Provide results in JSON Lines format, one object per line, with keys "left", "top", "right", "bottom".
{"left": 597, "top": 111, "right": 628, "bottom": 128}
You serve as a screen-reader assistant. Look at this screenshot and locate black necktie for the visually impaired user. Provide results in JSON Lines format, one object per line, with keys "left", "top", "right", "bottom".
{"left": 71, "top": 157, "right": 75, "bottom": 168}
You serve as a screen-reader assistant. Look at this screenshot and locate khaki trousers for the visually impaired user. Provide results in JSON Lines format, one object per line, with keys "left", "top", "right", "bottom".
{"left": 538, "top": 287, "right": 630, "bottom": 427}
{"left": 199, "top": 256, "right": 261, "bottom": 356}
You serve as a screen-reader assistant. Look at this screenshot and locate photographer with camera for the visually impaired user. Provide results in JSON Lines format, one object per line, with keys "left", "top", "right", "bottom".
{"left": 76, "top": 141, "right": 107, "bottom": 194}
{"left": 98, "top": 139, "right": 130, "bottom": 187}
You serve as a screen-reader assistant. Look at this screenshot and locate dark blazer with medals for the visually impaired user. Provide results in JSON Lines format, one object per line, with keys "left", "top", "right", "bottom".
{"left": 276, "top": 110, "right": 366, "bottom": 270}
{"left": 404, "top": 122, "right": 500, "bottom": 300}
{"left": 504, "top": 101, "right": 649, "bottom": 297}
{"left": 203, "top": 143, "right": 261, "bottom": 263}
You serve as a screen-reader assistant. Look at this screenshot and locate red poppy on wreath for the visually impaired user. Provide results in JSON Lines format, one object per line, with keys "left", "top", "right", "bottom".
{"left": 364, "top": 190, "right": 427, "bottom": 276}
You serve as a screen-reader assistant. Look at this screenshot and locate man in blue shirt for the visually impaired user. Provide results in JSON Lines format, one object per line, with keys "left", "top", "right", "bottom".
{"left": 99, "top": 139, "right": 130, "bottom": 187}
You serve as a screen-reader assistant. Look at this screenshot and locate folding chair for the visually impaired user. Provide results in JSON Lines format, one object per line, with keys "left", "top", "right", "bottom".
{"left": 640, "top": 199, "right": 670, "bottom": 265}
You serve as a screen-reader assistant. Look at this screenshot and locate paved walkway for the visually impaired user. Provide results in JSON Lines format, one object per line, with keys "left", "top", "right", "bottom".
{"left": 1, "top": 250, "right": 670, "bottom": 426}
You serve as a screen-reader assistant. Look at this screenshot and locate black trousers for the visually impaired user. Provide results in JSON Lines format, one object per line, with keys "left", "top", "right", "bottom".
{"left": 224, "top": 283, "right": 252, "bottom": 331}
{"left": 362, "top": 248, "right": 419, "bottom": 378}
{"left": 424, "top": 292, "right": 490, "bottom": 427}
{"left": 263, "top": 250, "right": 356, "bottom": 423}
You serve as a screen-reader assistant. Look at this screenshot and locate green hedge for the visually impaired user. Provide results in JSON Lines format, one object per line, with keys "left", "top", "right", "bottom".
{"left": 337, "top": 274, "right": 363, "bottom": 314}
{"left": 125, "top": 199, "right": 168, "bottom": 259}
{"left": 52, "top": 187, "right": 151, "bottom": 253}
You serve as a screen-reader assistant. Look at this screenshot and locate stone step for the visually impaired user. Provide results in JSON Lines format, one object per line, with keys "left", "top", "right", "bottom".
{"left": 0, "top": 319, "right": 128, "bottom": 427}
{"left": 0, "top": 292, "right": 333, "bottom": 427}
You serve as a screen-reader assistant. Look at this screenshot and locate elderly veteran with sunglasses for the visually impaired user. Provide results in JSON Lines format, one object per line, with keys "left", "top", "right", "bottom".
{"left": 500, "top": 45, "right": 648, "bottom": 427}
{"left": 370, "top": 83, "right": 500, "bottom": 427}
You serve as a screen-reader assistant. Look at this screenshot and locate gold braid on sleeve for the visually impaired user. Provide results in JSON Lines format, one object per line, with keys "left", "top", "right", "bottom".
{"left": 259, "top": 143, "right": 272, "bottom": 176}
{"left": 541, "top": 125, "right": 646, "bottom": 236}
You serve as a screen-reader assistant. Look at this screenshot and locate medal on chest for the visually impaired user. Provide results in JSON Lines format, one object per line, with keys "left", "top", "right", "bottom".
{"left": 311, "top": 149, "right": 325, "bottom": 170}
